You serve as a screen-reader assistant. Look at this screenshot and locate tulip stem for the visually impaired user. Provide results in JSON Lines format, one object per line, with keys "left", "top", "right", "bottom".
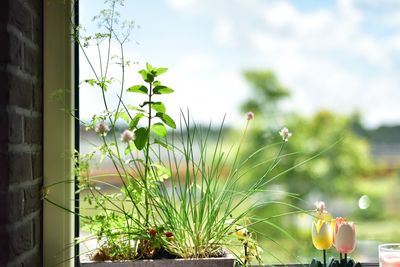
{"left": 340, "top": 253, "right": 343, "bottom": 267}
{"left": 344, "top": 253, "right": 347, "bottom": 264}
{"left": 323, "top": 249, "right": 327, "bottom": 267}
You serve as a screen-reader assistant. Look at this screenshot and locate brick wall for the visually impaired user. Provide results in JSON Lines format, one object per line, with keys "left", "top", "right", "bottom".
{"left": 0, "top": 0, "right": 43, "bottom": 266}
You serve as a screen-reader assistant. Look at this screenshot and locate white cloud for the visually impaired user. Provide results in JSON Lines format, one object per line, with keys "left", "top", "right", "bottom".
{"left": 247, "top": 0, "right": 400, "bottom": 127}
{"left": 80, "top": 0, "right": 400, "bottom": 128}
{"left": 162, "top": 53, "right": 248, "bottom": 125}
{"left": 166, "top": 0, "right": 198, "bottom": 10}
{"left": 214, "top": 18, "right": 234, "bottom": 45}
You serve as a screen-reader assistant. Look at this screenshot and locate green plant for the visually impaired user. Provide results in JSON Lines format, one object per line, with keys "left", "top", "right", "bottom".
{"left": 42, "top": 1, "right": 307, "bottom": 265}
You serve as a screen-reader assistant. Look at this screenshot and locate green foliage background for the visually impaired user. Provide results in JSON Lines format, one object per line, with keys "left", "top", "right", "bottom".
{"left": 233, "top": 69, "right": 399, "bottom": 263}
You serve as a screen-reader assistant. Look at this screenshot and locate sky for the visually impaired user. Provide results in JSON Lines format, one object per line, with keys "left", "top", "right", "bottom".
{"left": 79, "top": 0, "right": 400, "bottom": 128}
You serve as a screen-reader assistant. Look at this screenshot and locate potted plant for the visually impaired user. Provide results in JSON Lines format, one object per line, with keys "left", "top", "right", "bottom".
{"left": 43, "top": 1, "right": 302, "bottom": 266}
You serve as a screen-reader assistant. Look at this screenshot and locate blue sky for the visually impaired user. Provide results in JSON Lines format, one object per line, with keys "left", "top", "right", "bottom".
{"left": 80, "top": 0, "right": 400, "bottom": 128}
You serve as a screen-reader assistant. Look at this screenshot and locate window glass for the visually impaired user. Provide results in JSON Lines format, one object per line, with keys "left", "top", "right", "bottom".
{"left": 79, "top": 0, "right": 400, "bottom": 263}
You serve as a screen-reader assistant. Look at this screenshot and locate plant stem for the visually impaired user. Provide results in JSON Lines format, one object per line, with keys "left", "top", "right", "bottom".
{"left": 143, "top": 83, "right": 153, "bottom": 227}
{"left": 323, "top": 249, "right": 327, "bottom": 267}
{"left": 244, "top": 242, "right": 248, "bottom": 266}
{"left": 344, "top": 253, "right": 347, "bottom": 265}
{"left": 340, "top": 253, "right": 343, "bottom": 267}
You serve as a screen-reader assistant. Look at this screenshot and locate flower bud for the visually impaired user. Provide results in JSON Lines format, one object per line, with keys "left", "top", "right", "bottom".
{"left": 149, "top": 228, "right": 156, "bottom": 237}
{"left": 312, "top": 219, "right": 333, "bottom": 250}
{"left": 121, "top": 129, "right": 135, "bottom": 143}
{"left": 246, "top": 112, "right": 254, "bottom": 121}
{"left": 165, "top": 231, "right": 173, "bottom": 238}
{"left": 95, "top": 121, "right": 110, "bottom": 136}
{"left": 279, "top": 127, "right": 292, "bottom": 142}
{"left": 334, "top": 217, "right": 356, "bottom": 254}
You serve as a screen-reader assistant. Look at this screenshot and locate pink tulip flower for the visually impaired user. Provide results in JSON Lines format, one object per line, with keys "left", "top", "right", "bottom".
{"left": 334, "top": 217, "right": 356, "bottom": 254}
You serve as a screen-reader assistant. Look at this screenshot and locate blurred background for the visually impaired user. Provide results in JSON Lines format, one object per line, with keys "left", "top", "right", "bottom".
{"left": 79, "top": 0, "right": 400, "bottom": 263}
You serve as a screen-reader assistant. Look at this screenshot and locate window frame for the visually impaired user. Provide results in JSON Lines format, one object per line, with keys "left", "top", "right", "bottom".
{"left": 43, "top": 0, "right": 77, "bottom": 266}
{"left": 41, "top": 1, "right": 381, "bottom": 266}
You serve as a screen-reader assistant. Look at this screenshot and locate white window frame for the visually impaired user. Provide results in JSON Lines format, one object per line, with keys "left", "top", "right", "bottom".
{"left": 43, "top": 1, "right": 75, "bottom": 266}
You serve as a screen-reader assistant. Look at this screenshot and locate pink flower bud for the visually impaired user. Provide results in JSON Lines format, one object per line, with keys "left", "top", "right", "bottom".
{"left": 279, "top": 127, "right": 292, "bottom": 142}
{"left": 246, "top": 112, "right": 254, "bottom": 121}
{"left": 315, "top": 201, "right": 326, "bottom": 214}
{"left": 121, "top": 129, "right": 135, "bottom": 143}
{"left": 95, "top": 121, "right": 110, "bottom": 136}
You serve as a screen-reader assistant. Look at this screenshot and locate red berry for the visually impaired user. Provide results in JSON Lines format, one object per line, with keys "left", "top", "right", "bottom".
{"left": 149, "top": 229, "right": 156, "bottom": 236}
{"left": 165, "top": 231, "right": 173, "bottom": 238}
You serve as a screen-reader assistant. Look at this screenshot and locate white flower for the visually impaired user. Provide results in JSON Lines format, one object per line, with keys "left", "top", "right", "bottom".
{"left": 95, "top": 121, "right": 110, "bottom": 136}
{"left": 315, "top": 201, "right": 326, "bottom": 213}
{"left": 246, "top": 112, "right": 254, "bottom": 121}
{"left": 279, "top": 127, "right": 292, "bottom": 142}
{"left": 121, "top": 129, "right": 135, "bottom": 143}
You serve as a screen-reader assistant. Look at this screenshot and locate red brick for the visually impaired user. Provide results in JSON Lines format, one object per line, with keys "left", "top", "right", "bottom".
{"left": 7, "top": 32, "right": 24, "bottom": 69}
{"left": 23, "top": 183, "right": 41, "bottom": 216}
{"left": 8, "top": 111, "right": 23, "bottom": 144}
{"left": 6, "top": 190, "right": 24, "bottom": 223}
{"left": 32, "top": 12, "right": 42, "bottom": 46}
{"left": 31, "top": 152, "right": 42, "bottom": 180}
{"left": 9, "top": 221, "right": 34, "bottom": 258}
{"left": 32, "top": 80, "right": 42, "bottom": 112}
{"left": 9, "top": 153, "right": 33, "bottom": 183}
{"left": 24, "top": 44, "right": 42, "bottom": 76}
{"left": 9, "top": 73, "right": 32, "bottom": 110}
{"left": 32, "top": 213, "right": 40, "bottom": 248}
{"left": 24, "top": 116, "right": 42, "bottom": 145}
{"left": 14, "top": 250, "right": 42, "bottom": 267}
{"left": 8, "top": 0, "right": 32, "bottom": 40}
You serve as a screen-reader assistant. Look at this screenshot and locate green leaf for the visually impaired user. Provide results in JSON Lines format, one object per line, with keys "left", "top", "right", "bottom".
{"left": 127, "top": 85, "right": 148, "bottom": 95}
{"left": 138, "top": 70, "right": 154, "bottom": 83}
{"left": 154, "top": 139, "right": 173, "bottom": 150}
{"left": 150, "top": 163, "right": 171, "bottom": 180}
{"left": 311, "top": 259, "right": 320, "bottom": 267}
{"left": 116, "top": 111, "right": 130, "bottom": 123}
{"left": 155, "top": 67, "right": 168, "bottom": 76}
{"left": 124, "top": 142, "right": 136, "bottom": 155}
{"left": 151, "top": 102, "right": 166, "bottom": 113}
{"left": 134, "top": 127, "right": 149, "bottom": 150}
{"left": 156, "top": 113, "right": 176, "bottom": 129}
{"left": 153, "top": 86, "right": 174, "bottom": 94}
{"left": 127, "top": 105, "right": 145, "bottom": 113}
{"left": 84, "top": 79, "right": 96, "bottom": 86}
{"left": 151, "top": 123, "right": 167, "bottom": 137}
{"left": 129, "top": 113, "right": 144, "bottom": 130}
{"left": 153, "top": 81, "right": 161, "bottom": 87}
{"left": 146, "top": 62, "right": 154, "bottom": 71}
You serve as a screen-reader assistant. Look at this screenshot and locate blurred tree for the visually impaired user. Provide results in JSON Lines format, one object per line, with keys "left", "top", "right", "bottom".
{"left": 241, "top": 70, "right": 290, "bottom": 129}
{"left": 239, "top": 70, "right": 375, "bottom": 216}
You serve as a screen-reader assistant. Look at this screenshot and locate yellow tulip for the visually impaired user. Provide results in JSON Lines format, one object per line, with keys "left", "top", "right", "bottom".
{"left": 312, "top": 219, "right": 333, "bottom": 250}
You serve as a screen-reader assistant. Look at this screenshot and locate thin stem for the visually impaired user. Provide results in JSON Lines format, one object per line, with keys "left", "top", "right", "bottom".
{"left": 103, "top": 0, "right": 115, "bottom": 77}
{"left": 340, "top": 253, "right": 343, "bottom": 266}
{"left": 96, "top": 43, "right": 103, "bottom": 78}
{"left": 323, "top": 249, "right": 327, "bottom": 267}
{"left": 143, "top": 82, "right": 153, "bottom": 227}
{"left": 244, "top": 242, "right": 248, "bottom": 266}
